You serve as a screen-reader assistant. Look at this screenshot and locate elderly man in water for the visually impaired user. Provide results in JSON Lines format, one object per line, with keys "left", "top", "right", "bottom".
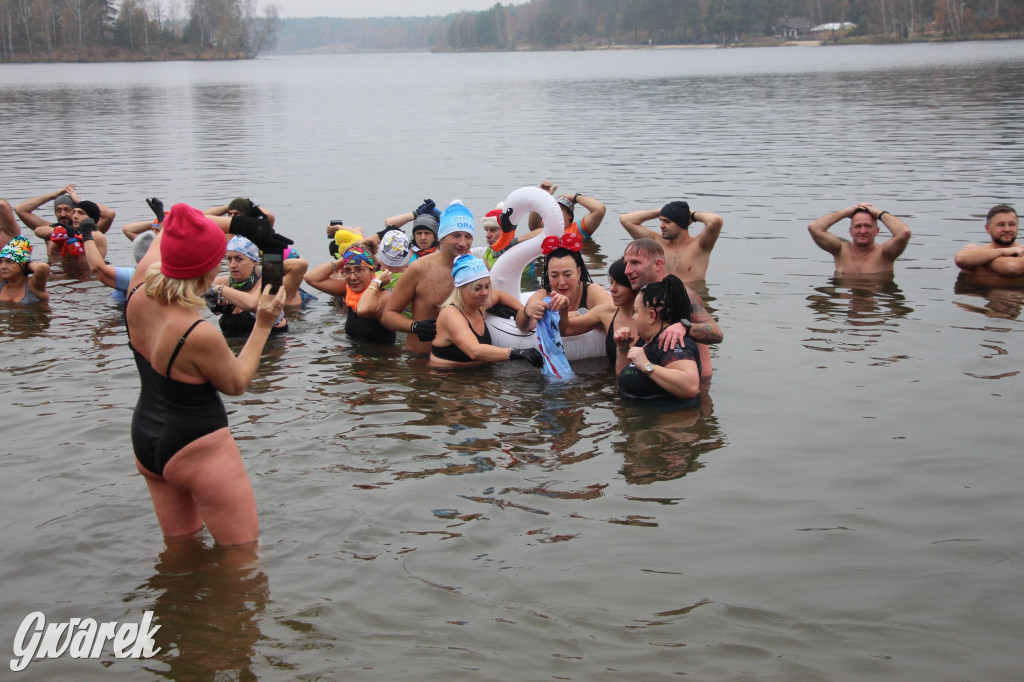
{"left": 808, "top": 203, "right": 911, "bottom": 275}
{"left": 954, "top": 204, "right": 1023, "bottom": 285}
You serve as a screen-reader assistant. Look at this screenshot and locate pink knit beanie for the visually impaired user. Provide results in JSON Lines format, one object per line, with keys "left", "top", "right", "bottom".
{"left": 160, "top": 203, "right": 227, "bottom": 279}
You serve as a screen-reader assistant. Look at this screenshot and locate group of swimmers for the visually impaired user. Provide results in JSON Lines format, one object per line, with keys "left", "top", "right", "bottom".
{"left": 1, "top": 181, "right": 1019, "bottom": 546}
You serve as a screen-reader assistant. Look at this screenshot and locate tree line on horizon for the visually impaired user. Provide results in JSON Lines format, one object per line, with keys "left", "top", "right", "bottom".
{"left": 276, "top": 0, "right": 1024, "bottom": 53}
{"left": 0, "top": 0, "right": 282, "bottom": 62}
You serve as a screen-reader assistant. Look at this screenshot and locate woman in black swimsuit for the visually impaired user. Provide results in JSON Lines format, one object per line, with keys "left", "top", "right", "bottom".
{"left": 126, "top": 204, "right": 288, "bottom": 546}
{"left": 430, "top": 254, "right": 542, "bottom": 369}
{"left": 557, "top": 259, "right": 636, "bottom": 364}
{"left": 519, "top": 232, "right": 612, "bottom": 328}
{"left": 612, "top": 275, "right": 701, "bottom": 405}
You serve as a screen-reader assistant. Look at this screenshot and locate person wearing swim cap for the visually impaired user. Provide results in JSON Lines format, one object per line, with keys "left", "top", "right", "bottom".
{"left": 620, "top": 200, "right": 724, "bottom": 283}
{"left": 0, "top": 197, "right": 19, "bottom": 249}
{"left": 526, "top": 180, "right": 608, "bottom": 244}
{"left": 0, "top": 236, "right": 49, "bottom": 304}
{"left": 14, "top": 183, "right": 113, "bottom": 264}
{"left": 357, "top": 198, "right": 441, "bottom": 261}
{"left": 204, "top": 197, "right": 276, "bottom": 227}
{"left": 124, "top": 202, "right": 290, "bottom": 546}
{"left": 430, "top": 254, "right": 541, "bottom": 369}
{"left": 208, "top": 235, "right": 301, "bottom": 337}
{"left": 382, "top": 200, "right": 479, "bottom": 355}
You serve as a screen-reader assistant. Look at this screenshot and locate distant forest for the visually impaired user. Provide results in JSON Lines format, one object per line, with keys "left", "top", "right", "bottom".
{"left": 276, "top": 0, "right": 1024, "bottom": 53}
{"left": 0, "top": 0, "right": 281, "bottom": 62}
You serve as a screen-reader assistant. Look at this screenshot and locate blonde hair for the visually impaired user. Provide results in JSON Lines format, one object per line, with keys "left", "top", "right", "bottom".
{"left": 441, "top": 280, "right": 492, "bottom": 313}
{"left": 143, "top": 262, "right": 209, "bottom": 309}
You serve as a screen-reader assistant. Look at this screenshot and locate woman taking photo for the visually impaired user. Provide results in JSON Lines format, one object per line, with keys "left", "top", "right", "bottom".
{"left": 613, "top": 275, "right": 701, "bottom": 406}
{"left": 126, "top": 203, "right": 288, "bottom": 545}
{"left": 430, "top": 254, "right": 542, "bottom": 369}
{"left": 0, "top": 236, "right": 49, "bottom": 305}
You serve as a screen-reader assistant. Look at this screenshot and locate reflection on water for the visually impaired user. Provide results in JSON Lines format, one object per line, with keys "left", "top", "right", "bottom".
{"left": 614, "top": 392, "right": 724, "bottom": 486}
{"left": 954, "top": 273, "right": 1024, "bottom": 320}
{"left": 804, "top": 275, "right": 913, "bottom": 354}
{"left": 136, "top": 538, "right": 267, "bottom": 681}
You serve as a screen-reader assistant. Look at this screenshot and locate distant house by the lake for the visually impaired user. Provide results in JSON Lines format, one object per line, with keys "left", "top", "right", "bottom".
{"left": 774, "top": 17, "right": 813, "bottom": 40}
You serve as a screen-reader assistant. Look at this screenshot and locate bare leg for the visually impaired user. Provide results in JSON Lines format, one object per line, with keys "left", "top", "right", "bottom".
{"left": 161, "top": 428, "right": 259, "bottom": 546}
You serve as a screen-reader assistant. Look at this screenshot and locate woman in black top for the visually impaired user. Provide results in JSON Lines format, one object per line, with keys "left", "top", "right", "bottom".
{"left": 613, "top": 275, "right": 701, "bottom": 405}
{"left": 430, "top": 255, "right": 542, "bottom": 369}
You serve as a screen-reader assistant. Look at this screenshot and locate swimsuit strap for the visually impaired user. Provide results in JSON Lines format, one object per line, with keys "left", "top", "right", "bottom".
{"left": 166, "top": 320, "right": 204, "bottom": 376}
{"left": 452, "top": 304, "right": 484, "bottom": 334}
{"left": 124, "top": 284, "right": 144, "bottom": 342}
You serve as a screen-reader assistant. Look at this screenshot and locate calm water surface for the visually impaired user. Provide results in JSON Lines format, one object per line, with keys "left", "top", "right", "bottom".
{"left": 1, "top": 42, "right": 1023, "bottom": 680}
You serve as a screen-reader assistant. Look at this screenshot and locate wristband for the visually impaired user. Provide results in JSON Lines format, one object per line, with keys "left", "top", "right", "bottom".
{"left": 878, "top": 210, "right": 889, "bottom": 219}
{"left": 572, "top": 193, "right": 580, "bottom": 203}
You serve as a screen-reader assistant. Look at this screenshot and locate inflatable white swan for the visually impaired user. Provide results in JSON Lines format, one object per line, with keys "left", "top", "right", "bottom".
{"left": 484, "top": 186, "right": 606, "bottom": 361}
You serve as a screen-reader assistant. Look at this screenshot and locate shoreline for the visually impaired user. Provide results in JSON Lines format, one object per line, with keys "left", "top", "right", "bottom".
{"left": 2, "top": 34, "right": 1021, "bottom": 63}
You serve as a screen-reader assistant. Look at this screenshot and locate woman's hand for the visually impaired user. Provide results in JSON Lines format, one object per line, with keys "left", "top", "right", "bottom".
{"left": 613, "top": 326, "right": 633, "bottom": 347}
{"left": 626, "top": 346, "right": 647, "bottom": 367}
{"left": 525, "top": 298, "right": 548, "bottom": 321}
{"left": 548, "top": 292, "right": 569, "bottom": 314}
{"left": 255, "top": 284, "right": 286, "bottom": 328}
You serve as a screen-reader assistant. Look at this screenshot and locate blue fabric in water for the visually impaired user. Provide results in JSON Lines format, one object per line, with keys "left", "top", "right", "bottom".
{"left": 536, "top": 298, "right": 574, "bottom": 379}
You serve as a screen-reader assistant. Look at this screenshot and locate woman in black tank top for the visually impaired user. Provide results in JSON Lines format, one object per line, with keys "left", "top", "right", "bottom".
{"left": 430, "top": 254, "right": 543, "bottom": 369}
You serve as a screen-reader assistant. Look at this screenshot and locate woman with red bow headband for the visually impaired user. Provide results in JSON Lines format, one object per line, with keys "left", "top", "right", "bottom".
{"left": 515, "top": 231, "right": 612, "bottom": 329}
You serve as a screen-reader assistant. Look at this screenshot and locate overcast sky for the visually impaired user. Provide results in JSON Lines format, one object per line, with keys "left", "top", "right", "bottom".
{"left": 269, "top": 0, "right": 527, "bottom": 19}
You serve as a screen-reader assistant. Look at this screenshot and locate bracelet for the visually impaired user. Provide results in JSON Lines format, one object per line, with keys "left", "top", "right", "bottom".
{"left": 878, "top": 210, "right": 889, "bottom": 219}
{"left": 507, "top": 348, "right": 512, "bottom": 360}
{"left": 616, "top": 346, "right": 630, "bottom": 354}
{"left": 572, "top": 193, "right": 580, "bottom": 203}
{"left": 369, "top": 279, "right": 382, "bottom": 291}
{"left": 410, "top": 321, "right": 415, "bottom": 333}
{"left": 216, "top": 284, "right": 224, "bottom": 297}
{"left": 331, "top": 260, "right": 338, "bottom": 273}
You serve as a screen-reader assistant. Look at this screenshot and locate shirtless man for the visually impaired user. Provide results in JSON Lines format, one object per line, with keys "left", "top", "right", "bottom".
{"left": 15, "top": 184, "right": 112, "bottom": 261}
{"left": 0, "top": 198, "right": 19, "bottom": 248}
{"left": 808, "top": 203, "right": 911, "bottom": 275}
{"left": 954, "top": 204, "right": 1023, "bottom": 285}
{"left": 622, "top": 239, "right": 722, "bottom": 378}
{"left": 382, "top": 200, "right": 476, "bottom": 354}
{"left": 619, "top": 201, "right": 723, "bottom": 282}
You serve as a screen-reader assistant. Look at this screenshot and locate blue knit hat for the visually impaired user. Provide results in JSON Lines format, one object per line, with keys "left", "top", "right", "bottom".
{"left": 439, "top": 200, "right": 475, "bottom": 240}
{"left": 452, "top": 254, "right": 490, "bottom": 287}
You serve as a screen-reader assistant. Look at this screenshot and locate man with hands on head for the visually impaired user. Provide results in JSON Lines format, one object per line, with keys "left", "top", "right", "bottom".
{"left": 619, "top": 200, "right": 723, "bottom": 283}
{"left": 954, "top": 204, "right": 1023, "bottom": 285}
{"left": 16, "top": 184, "right": 113, "bottom": 262}
{"left": 808, "top": 203, "right": 911, "bottom": 275}
{"left": 205, "top": 198, "right": 276, "bottom": 227}
{"left": 528, "top": 180, "right": 607, "bottom": 243}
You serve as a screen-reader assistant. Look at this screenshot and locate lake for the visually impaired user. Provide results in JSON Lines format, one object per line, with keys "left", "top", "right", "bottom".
{"left": 1, "top": 41, "right": 1023, "bottom": 680}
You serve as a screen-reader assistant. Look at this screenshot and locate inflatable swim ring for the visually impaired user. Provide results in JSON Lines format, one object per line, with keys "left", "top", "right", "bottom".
{"left": 485, "top": 187, "right": 605, "bottom": 361}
